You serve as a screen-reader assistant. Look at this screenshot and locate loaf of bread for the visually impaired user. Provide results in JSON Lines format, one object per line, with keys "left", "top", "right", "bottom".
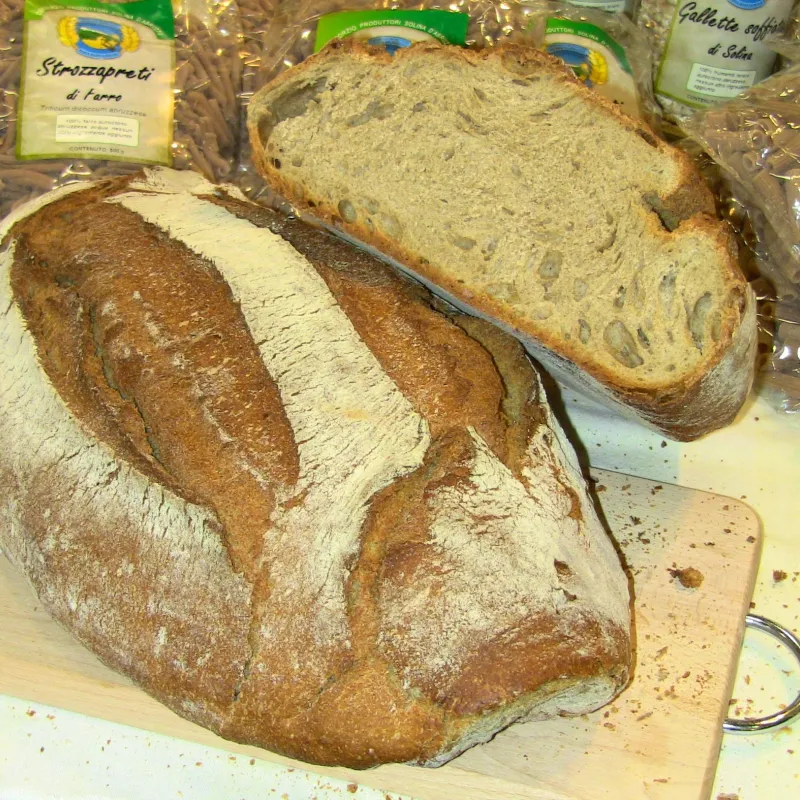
{"left": 0, "top": 167, "right": 631, "bottom": 768}
{"left": 247, "top": 41, "right": 758, "bottom": 441}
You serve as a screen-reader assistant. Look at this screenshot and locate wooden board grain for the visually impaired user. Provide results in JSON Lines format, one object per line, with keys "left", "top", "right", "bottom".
{"left": 0, "top": 469, "right": 762, "bottom": 800}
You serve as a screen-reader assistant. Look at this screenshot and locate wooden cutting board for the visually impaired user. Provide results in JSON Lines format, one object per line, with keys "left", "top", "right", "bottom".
{"left": 0, "top": 469, "right": 761, "bottom": 800}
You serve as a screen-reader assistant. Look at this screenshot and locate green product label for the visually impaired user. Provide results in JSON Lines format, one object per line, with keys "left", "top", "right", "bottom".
{"left": 545, "top": 19, "right": 632, "bottom": 74}
{"left": 544, "top": 18, "right": 639, "bottom": 116}
{"left": 18, "top": 0, "right": 175, "bottom": 164}
{"left": 314, "top": 9, "right": 469, "bottom": 53}
{"left": 24, "top": 0, "right": 174, "bottom": 39}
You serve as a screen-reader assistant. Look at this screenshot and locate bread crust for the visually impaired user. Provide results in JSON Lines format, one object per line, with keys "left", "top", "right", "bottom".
{"left": 247, "top": 40, "right": 756, "bottom": 441}
{"left": 0, "top": 169, "right": 631, "bottom": 768}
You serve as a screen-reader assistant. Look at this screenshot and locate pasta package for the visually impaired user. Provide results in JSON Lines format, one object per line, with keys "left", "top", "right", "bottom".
{"left": 637, "top": 0, "right": 797, "bottom": 122}
{"left": 522, "top": 2, "right": 660, "bottom": 125}
{"left": 687, "top": 61, "right": 800, "bottom": 410}
{"left": 0, "top": 0, "right": 243, "bottom": 219}
{"left": 231, "top": 0, "right": 277, "bottom": 200}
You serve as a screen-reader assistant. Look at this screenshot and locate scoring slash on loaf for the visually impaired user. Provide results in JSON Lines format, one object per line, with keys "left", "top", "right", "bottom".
{"left": 0, "top": 167, "right": 630, "bottom": 768}
{"left": 247, "top": 40, "right": 757, "bottom": 441}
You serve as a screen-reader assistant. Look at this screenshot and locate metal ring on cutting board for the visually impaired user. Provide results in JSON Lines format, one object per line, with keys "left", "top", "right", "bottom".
{"left": 723, "top": 614, "right": 800, "bottom": 733}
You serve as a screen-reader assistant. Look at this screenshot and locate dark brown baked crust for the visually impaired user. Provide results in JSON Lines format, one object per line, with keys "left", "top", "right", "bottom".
{"left": 1, "top": 172, "right": 631, "bottom": 767}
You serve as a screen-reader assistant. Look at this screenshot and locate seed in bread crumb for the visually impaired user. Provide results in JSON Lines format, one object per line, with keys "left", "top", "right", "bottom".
{"left": 347, "top": 784, "right": 359, "bottom": 794}
{"left": 774, "top": 570, "right": 788, "bottom": 583}
{"left": 669, "top": 567, "right": 704, "bottom": 589}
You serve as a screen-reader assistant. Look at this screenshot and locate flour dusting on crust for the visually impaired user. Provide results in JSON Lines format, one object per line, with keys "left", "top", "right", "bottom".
{"left": 111, "top": 187, "right": 431, "bottom": 650}
{"left": 0, "top": 167, "right": 632, "bottom": 767}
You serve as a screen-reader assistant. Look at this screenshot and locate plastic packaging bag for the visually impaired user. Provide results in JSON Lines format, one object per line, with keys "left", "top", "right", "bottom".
{"left": 255, "top": 0, "right": 651, "bottom": 84}
{"left": 522, "top": 3, "right": 661, "bottom": 125}
{"left": 637, "top": 0, "right": 797, "bottom": 124}
{"left": 235, "top": 0, "right": 277, "bottom": 196}
{"left": 686, "top": 62, "right": 800, "bottom": 411}
{"left": 239, "top": 0, "right": 276, "bottom": 84}
{"left": 257, "top": 0, "right": 534, "bottom": 85}
{"left": 561, "top": 0, "right": 638, "bottom": 16}
{"left": 0, "top": 0, "right": 243, "bottom": 220}
{"left": 172, "top": 0, "right": 243, "bottom": 181}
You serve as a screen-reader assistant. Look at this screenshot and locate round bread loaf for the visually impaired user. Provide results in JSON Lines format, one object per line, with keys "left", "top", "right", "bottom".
{"left": 0, "top": 168, "right": 631, "bottom": 768}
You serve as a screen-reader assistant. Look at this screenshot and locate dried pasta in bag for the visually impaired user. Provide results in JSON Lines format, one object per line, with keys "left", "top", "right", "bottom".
{"left": 234, "top": 0, "right": 277, "bottom": 199}
{"left": 258, "top": 0, "right": 532, "bottom": 86}
{"left": 0, "top": 0, "right": 243, "bottom": 220}
{"left": 687, "top": 62, "right": 800, "bottom": 410}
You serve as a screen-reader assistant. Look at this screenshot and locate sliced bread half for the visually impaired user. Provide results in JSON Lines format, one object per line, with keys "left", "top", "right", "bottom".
{"left": 247, "top": 41, "right": 756, "bottom": 440}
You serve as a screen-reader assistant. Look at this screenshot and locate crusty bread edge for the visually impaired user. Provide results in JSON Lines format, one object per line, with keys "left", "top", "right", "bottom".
{"left": 247, "top": 41, "right": 756, "bottom": 440}
{"left": 281, "top": 212, "right": 754, "bottom": 440}
{"left": 2, "top": 169, "right": 632, "bottom": 766}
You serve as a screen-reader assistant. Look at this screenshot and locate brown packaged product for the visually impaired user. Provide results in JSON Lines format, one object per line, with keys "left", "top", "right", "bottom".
{"left": 247, "top": 40, "right": 757, "bottom": 441}
{"left": 0, "top": 0, "right": 242, "bottom": 220}
{"left": 0, "top": 167, "right": 631, "bottom": 768}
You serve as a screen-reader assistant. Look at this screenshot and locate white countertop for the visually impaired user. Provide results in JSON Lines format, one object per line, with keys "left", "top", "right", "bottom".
{"left": 1, "top": 389, "right": 799, "bottom": 800}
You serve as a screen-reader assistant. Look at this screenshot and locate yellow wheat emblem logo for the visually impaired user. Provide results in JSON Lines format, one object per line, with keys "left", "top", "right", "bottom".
{"left": 57, "top": 16, "right": 139, "bottom": 60}
{"left": 586, "top": 51, "right": 609, "bottom": 87}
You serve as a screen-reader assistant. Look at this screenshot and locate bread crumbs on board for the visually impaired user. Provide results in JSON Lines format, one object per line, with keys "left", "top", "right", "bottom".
{"left": 668, "top": 567, "right": 704, "bottom": 589}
